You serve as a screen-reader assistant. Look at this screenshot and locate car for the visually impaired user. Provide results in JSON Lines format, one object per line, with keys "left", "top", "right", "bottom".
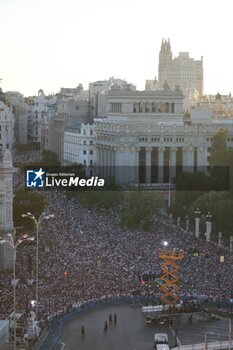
{"left": 153, "top": 334, "right": 169, "bottom": 350}
{"left": 154, "top": 333, "right": 169, "bottom": 344}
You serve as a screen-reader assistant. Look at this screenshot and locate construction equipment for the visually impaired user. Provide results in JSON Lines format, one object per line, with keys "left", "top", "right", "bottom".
{"left": 158, "top": 248, "right": 185, "bottom": 305}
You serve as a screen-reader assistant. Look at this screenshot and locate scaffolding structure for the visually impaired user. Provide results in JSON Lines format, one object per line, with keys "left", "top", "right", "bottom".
{"left": 158, "top": 249, "right": 185, "bottom": 305}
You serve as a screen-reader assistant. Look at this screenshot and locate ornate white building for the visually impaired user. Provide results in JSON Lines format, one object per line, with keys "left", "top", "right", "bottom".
{"left": 95, "top": 87, "right": 233, "bottom": 186}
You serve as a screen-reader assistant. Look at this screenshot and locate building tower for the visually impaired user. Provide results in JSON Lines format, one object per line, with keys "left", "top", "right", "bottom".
{"left": 158, "top": 38, "right": 173, "bottom": 89}
{"left": 0, "top": 149, "right": 15, "bottom": 270}
{"left": 158, "top": 39, "right": 203, "bottom": 109}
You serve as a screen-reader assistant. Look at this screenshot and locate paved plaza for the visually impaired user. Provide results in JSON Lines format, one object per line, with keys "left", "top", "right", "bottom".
{"left": 58, "top": 304, "right": 231, "bottom": 350}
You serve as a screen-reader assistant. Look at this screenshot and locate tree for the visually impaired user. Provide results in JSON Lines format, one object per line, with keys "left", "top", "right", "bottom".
{"left": 120, "top": 191, "right": 162, "bottom": 229}
{"left": 209, "top": 128, "right": 229, "bottom": 166}
{"left": 214, "top": 199, "right": 233, "bottom": 235}
{"left": 191, "top": 191, "right": 233, "bottom": 237}
{"left": 175, "top": 171, "right": 208, "bottom": 210}
{"left": 209, "top": 128, "right": 231, "bottom": 192}
{"left": 13, "top": 189, "right": 47, "bottom": 230}
{"left": 41, "top": 150, "right": 60, "bottom": 166}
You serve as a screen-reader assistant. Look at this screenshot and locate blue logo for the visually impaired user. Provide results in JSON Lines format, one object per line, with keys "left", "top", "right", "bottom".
{"left": 26, "top": 168, "right": 45, "bottom": 188}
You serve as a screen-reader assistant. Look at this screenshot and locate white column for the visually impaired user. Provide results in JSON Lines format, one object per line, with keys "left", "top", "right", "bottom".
{"left": 230, "top": 236, "right": 233, "bottom": 252}
{"left": 177, "top": 217, "right": 181, "bottom": 227}
{"left": 169, "top": 213, "right": 172, "bottom": 223}
{"left": 106, "top": 148, "right": 110, "bottom": 178}
{"left": 195, "top": 218, "right": 200, "bottom": 238}
{"left": 182, "top": 147, "right": 189, "bottom": 172}
{"left": 187, "top": 147, "right": 194, "bottom": 173}
{"left": 145, "top": 147, "right": 152, "bottom": 184}
{"left": 218, "top": 232, "right": 222, "bottom": 247}
{"left": 158, "top": 147, "right": 164, "bottom": 183}
{"left": 170, "top": 147, "right": 176, "bottom": 180}
{"left": 128, "top": 146, "right": 139, "bottom": 184}
{"left": 115, "top": 147, "right": 127, "bottom": 184}
{"left": 109, "top": 148, "right": 114, "bottom": 179}
{"left": 197, "top": 146, "right": 207, "bottom": 173}
{"left": 206, "top": 221, "right": 212, "bottom": 242}
{"left": 134, "top": 147, "right": 139, "bottom": 184}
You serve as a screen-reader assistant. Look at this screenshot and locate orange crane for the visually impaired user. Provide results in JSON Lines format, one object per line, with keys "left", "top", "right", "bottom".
{"left": 158, "top": 248, "right": 185, "bottom": 305}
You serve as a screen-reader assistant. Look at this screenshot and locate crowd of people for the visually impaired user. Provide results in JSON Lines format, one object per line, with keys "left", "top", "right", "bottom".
{"left": 0, "top": 151, "right": 233, "bottom": 322}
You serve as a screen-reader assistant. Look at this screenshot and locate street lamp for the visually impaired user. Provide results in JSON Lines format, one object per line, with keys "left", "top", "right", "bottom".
{"left": 205, "top": 212, "right": 213, "bottom": 242}
{"left": 194, "top": 208, "right": 201, "bottom": 238}
{"left": 21, "top": 212, "right": 54, "bottom": 321}
{"left": 0, "top": 232, "right": 35, "bottom": 350}
{"left": 185, "top": 215, "right": 189, "bottom": 232}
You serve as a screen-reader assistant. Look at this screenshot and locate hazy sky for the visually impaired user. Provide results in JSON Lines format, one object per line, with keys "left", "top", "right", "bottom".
{"left": 0, "top": 0, "right": 232, "bottom": 96}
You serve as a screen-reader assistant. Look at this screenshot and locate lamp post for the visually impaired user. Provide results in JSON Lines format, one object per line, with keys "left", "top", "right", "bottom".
{"left": 0, "top": 232, "right": 35, "bottom": 350}
{"left": 194, "top": 208, "right": 201, "bottom": 238}
{"left": 185, "top": 215, "right": 189, "bottom": 232}
{"left": 21, "top": 212, "right": 54, "bottom": 321}
{"left": 205, "top": 212, "right": 213, "bottom": 242}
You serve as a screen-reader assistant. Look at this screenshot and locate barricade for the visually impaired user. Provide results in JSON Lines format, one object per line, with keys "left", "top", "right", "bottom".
{"left": 37, "top": 293, "right": 157, "bottom": 349}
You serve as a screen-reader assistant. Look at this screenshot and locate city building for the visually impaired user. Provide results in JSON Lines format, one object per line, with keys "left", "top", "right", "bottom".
{"left": 89, "top": 77, "right": 136, "bottom": 117}
{"left": 48, "top": 90, "right": 91, "bottom": 163}
{"left": 95, "top": 86, "right": 233, "bottom": 186}
{"left": 157, "top": 39, "right": 203, "bottom": 109}
{"left": 64, "top": 123, "right": 96, "bottom": 175}
{"left": 0, "top": 96, "right": 15, "bottom": 153}
{"left": 5, "top": 91, "right": 28, "bottom": 145}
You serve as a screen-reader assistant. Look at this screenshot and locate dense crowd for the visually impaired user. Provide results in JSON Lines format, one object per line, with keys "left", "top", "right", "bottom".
{"left": 0, "top": 151, "right": 233, "bottom": 321}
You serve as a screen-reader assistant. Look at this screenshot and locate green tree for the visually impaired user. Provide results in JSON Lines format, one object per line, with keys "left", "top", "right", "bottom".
{"left": 120, "top": 191, "right": 162, "bottom": 229}
{"left": 209, "top": 128, "right": 232, "bottom": 192}
{"left": 214, "top": 199, "right": 233, "bottom": 235}
{"left": 13, "top": 189, "right": 47, "bottom": 230}
{"left": 209, "top": 128, "right": 229, "bottom": 166}
{"left": 191, "top": 191, "right": 233, "bottom": 237}
{"left": 41, "top": 150, "right": 60, "bottom": 166}
{"left": 175, "top": 171, "right": 208, "bottom": 210}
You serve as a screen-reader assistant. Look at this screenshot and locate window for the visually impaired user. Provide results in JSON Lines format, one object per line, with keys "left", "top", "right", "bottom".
{"left": 83, "top": 160, "right": 86, "bottom": 165}
{"left": 83, "top": 150, "right": 86, "bottom": 155}
{"left": 90, "top": 150, "right": 93, "bottom": 155}
{"left": 90, "top": 129, "right": 93, "bottom": 135}
{"left": 90, "top": 140, "right": 93, "bottom": 145}
{"left": 83, "top": 140, "right": 87, "bottom": 145}
{"left": 90, "top": 160, "right": 93, "bottom": 165}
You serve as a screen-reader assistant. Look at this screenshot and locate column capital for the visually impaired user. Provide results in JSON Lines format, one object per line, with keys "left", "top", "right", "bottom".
{"left": 145, "top": 146, "right": 153, "bottom": 152}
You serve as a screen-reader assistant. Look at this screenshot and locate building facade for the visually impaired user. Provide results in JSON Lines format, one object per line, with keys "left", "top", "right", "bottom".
{"left": 95, "top": 88, "right": 233, "bottom": 186}
{"left": 0, "top": 100, "right": 14, "bottom": 153}
{"left": 64, "top": 123, "right": 96, "bottom": 175}
{"left": 158, "top": 39, "right": 203, "bottom": 109}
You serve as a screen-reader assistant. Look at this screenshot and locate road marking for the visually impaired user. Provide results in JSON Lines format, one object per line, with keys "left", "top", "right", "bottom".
{"left": 169, "top": 325, "right": 181, "bottom": 346}
{"left": 60, "top": 341, "right": 65, "bottom": 349}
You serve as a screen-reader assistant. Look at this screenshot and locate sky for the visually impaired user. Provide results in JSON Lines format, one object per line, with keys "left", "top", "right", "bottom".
{"left": 0, "top": 0, "right": 233, "bottom": 96}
